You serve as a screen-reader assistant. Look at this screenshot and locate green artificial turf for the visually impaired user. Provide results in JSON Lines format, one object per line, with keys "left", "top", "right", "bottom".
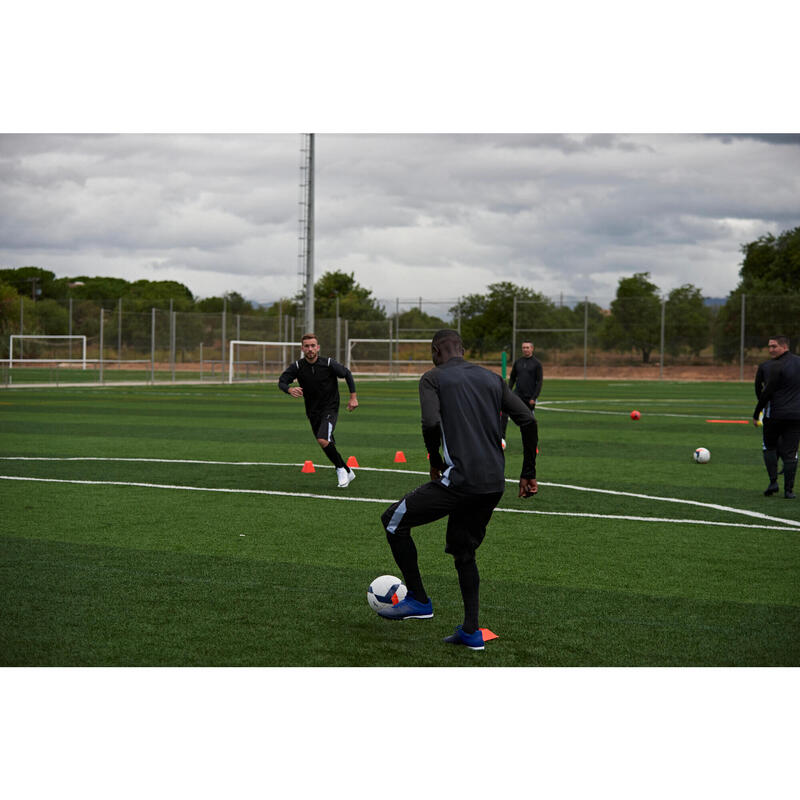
{"left": 1, "top": 379, "right": 799, "bottom": 665}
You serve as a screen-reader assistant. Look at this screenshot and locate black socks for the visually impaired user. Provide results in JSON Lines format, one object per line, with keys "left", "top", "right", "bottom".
{"left": 385, "top": 532, "right": 428, "bottom": 603}
{"left": 322, "top": 442, "right": 347, "bottom": 471}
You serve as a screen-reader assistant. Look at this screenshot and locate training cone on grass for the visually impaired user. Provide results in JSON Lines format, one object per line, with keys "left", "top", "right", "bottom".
{"left": 301, "top": 460, "right": 315, "bottom": 473}
{"left": 346, "top": 456, "right": 360, "bottom": 468}
{"left": 394, "top": 451, "right": 407, "bottom": 463}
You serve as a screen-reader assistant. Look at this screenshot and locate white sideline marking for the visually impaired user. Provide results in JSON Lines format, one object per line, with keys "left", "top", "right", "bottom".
{"left": 3, "top": 455, "right": 799, "bottom": 529}
{"left": 0, "top": 474, "right": 797, "bottom": 532}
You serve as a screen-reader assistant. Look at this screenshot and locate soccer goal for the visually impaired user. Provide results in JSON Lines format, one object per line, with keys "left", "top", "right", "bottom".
{"left": 346, "top": 338, "right": 432, "bottom": 376}
{"left": 8, "top": 335, "right": 87, "bottom": 369}
{"left": 227, "top": 340, "right": 301, "bottom": 383}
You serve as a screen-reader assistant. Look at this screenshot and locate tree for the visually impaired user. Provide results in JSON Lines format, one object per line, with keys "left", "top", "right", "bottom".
{"left": 450, "top": 281, "right": 552, "bottom": 357}
{"left": 602, "top": 272, "right": 661, "bottom": 363}
{"left": 664, "top": 284, "right": 712, "bottom": 357}
{"left": 0, "top": 280, "right": 18, "bottom": 335}
{"left": 392, "top": 307, "right": 448, "bottom": 338}
{"left": 714, "top": 226, "right": 800, "bottom": 359}
{"left": 313, "top": 270, "right": 385, "bottom": 321}
{"left": 265, "top": 270, "right": 387, "bottom": 322}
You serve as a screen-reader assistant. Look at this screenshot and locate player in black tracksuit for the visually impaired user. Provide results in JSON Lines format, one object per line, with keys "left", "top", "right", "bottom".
{"left": 501, "top": 340, "right": 543, "bottom": 440}
{"left": 278, "top": 333, "right": 359, "bottom": 489}
{"left": 753, "top": 335, "right": 800, "bottom": 499}
{"left": 377, "top": 329, "right": 538, "bottom": 650}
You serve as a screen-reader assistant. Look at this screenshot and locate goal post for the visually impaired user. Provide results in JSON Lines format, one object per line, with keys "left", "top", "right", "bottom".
{"left": 227, "top": 340, "right": 301, "bottom": 383}
{"left": 9, "top": 335, "right": 87, "bottom": 369}
{"left": 346, "top": 338, "right": 431, "bottom": 374}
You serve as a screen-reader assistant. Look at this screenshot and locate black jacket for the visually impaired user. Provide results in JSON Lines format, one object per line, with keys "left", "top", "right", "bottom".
{"left": 278, "top": 356, "right": 356, "bottom": 418}
{"left": 509, "top": 355, "right": 543, "bottom": 403}
{"left": 754, "top": 351, "right": 800, "bottom": 421}
{"left": 419, "top": 358, "right": 537, "bottom": 493}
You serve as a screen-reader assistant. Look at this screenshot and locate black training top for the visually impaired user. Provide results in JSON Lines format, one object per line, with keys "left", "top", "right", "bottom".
{"left": 419, "top": 357, "right": 537, "bottom": 493}
{"left": 278, "top": 356, "right": 357, "bottom": 418}
{"left": 754, "top": 350, "right": 800, "bottom": 420}
{"left": 509, "top": 354, "right": 543, "bottom": 402}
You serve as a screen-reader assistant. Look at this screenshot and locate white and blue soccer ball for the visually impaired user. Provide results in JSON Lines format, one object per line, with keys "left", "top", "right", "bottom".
{"left": 693, "top": 447, "right": 711, "bottom": 464}
{"left": 367, "top": 575, "right": 407, "bottom": 613}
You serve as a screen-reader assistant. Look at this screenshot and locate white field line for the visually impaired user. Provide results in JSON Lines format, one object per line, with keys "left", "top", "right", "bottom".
{"left": 0, "top": 474, "right": 797, "bottom": 532}
{"left": 537, "top": 406, "right": 734, "bottom": 420}
{"left": 2, "top": 456, "right": 799, "bottom": 531}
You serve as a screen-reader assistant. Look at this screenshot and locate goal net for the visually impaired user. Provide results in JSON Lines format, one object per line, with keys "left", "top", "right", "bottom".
{"left": 346, "top": 338, "right": 432, "bottom": 376}
{"left": 8, "top": 335, "right": 87, "bottom": 369}
{"left": 228, "top": 340, "right": 301, "bottom": 383}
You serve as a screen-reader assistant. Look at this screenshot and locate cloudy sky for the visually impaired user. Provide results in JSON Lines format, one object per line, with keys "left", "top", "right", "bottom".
{"left": 2, "top": 132, "right": 799, "bottom": 312}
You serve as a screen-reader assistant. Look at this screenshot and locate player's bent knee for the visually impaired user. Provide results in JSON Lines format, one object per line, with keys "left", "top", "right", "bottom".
{"left": 452, "top": 551, "right": 476, "bottom": 569}
{"left": 317, "top": 438, "right": 329, "bottom": 448}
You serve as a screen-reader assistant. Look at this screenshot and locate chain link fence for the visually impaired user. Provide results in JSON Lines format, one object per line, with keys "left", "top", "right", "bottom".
{"left": 1, "top": 294, "right": 798, "bottom": 385}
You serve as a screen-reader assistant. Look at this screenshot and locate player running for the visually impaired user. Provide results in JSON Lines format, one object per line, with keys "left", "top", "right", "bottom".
{"left": 377, "top": 329, "right": 538, "bottom": 650}
{"left": 278, "top": 333, "right": 359, "bottom": 488}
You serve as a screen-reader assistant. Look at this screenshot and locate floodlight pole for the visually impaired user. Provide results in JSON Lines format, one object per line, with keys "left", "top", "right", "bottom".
{"left": 304, "top": 133, "right": 315, "bottom": 334}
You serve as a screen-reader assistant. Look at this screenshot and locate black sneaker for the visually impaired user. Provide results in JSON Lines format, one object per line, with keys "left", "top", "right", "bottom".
{"left": 764, "top": 481, "right": 780, "bottom": 496}
{"left": 785, "top": 491, "right": 796, "bottom": 499}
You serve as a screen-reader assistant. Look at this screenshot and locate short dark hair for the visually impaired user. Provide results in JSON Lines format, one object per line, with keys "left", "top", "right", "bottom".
{"left": 301, "top": 333, "right": 318, "bottom": 343}
{"left": 770, "top": 335, "right": 790, "bottom": 348}
{"left": 432, "top": 329, "right": 463, "bottom": 348}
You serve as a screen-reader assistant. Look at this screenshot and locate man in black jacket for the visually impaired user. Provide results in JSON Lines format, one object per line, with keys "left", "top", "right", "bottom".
{"left": 753, "top": 335, "right": 800, "bottom": 499}
{"left": 501, "top": 340, "right": 542, "bottom": 442}
{"left": 377, "top": 329, "right": 538, "bottom": 650}
{"left": 278, "top": 333, "right": 359, "bottom": 488}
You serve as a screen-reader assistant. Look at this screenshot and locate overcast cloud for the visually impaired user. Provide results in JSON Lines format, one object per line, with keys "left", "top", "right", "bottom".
{"left": 1, "top": 133, "right": 799, "bottom": 312}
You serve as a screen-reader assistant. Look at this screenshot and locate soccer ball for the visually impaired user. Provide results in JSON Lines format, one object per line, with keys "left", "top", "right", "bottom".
{"left": 693, "top": 447, "right": 711, "bottom": 464}
{"left": 367, "top": 575, "right": 407, "bottom": 612}
{"left": 630, "top": 410, "right": 641, "bottom": 420}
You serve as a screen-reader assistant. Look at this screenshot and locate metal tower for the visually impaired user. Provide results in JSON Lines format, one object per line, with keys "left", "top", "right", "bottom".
{"left": 297, "top": 133, "right": 315, "bottom": 333}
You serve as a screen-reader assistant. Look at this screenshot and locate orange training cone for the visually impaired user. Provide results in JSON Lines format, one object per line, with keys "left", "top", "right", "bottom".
{"left": 394, "top": 451, "right": 407, "bottom": 463}
{"left": 346, "top": 455, "right": 359, "bottom": 468}
{"left": 301, "top": 460, "right": 315, "bottom": 473}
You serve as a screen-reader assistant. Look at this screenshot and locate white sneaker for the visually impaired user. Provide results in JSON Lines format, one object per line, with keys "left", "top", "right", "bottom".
{"left": 336, "top": 467, "right": 356, "bottom": 488}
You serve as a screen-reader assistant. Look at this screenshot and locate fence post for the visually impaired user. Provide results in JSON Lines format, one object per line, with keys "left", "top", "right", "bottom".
{"left": 583, "top": 296, "right": 588, "bottom": 380}
{"left": 388, "top": 319, "right": 393, "bottom": 377}
{"left": 659, "top": 298, "right": 665, "bottom": 380}
{"left": 99, "top": 307, "right": 104, "bottom": 384}
{"left": 512, "top": 296, "right": 517, "bottom": 363}
{"left": 118, "top": 297, "right": 122, "bottom": 366}
{"left": 740, "top": 293, "right": 746, "bottom": 381}
{"left": 221, "top": 299, "right": 227, "bottom": 385}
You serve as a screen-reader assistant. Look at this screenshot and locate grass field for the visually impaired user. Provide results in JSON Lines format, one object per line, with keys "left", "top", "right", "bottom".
{"left": 1, "top": 377, "right": 799, "bottom": 666}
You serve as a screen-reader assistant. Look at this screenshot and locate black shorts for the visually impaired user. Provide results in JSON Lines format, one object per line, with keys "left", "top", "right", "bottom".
{"left": 308, "top": 411, "right": 338, "bottom": 442}
{"left": 381, "top": 481, "right": 504, "bottom": 560}
{"left": 762, "top": 418, "right": 800, "bottom": 461}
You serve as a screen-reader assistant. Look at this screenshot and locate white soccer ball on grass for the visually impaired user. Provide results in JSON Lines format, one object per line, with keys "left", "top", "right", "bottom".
{"left": 692, "top": 447, "right": 711, "bottom": 464}
{"left": 367, "top": 575, "right": 407, "bottom": 612}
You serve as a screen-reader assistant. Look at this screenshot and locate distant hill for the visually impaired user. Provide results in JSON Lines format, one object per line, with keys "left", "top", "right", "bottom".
{"left": 703, "top": 297, "right": 727, "bottom": 307}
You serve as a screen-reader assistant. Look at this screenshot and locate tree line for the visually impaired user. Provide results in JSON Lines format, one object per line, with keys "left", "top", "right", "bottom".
{"left": 2, "top": 225, "right": 798, "bottom": 360}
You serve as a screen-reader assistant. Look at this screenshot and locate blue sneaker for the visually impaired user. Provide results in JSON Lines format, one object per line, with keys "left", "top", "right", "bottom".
{"left": 377, "top": 592, "right": 433, "bottom": 620}
{"left": 443, "top": 625, "right": 485, "bottom": 650}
